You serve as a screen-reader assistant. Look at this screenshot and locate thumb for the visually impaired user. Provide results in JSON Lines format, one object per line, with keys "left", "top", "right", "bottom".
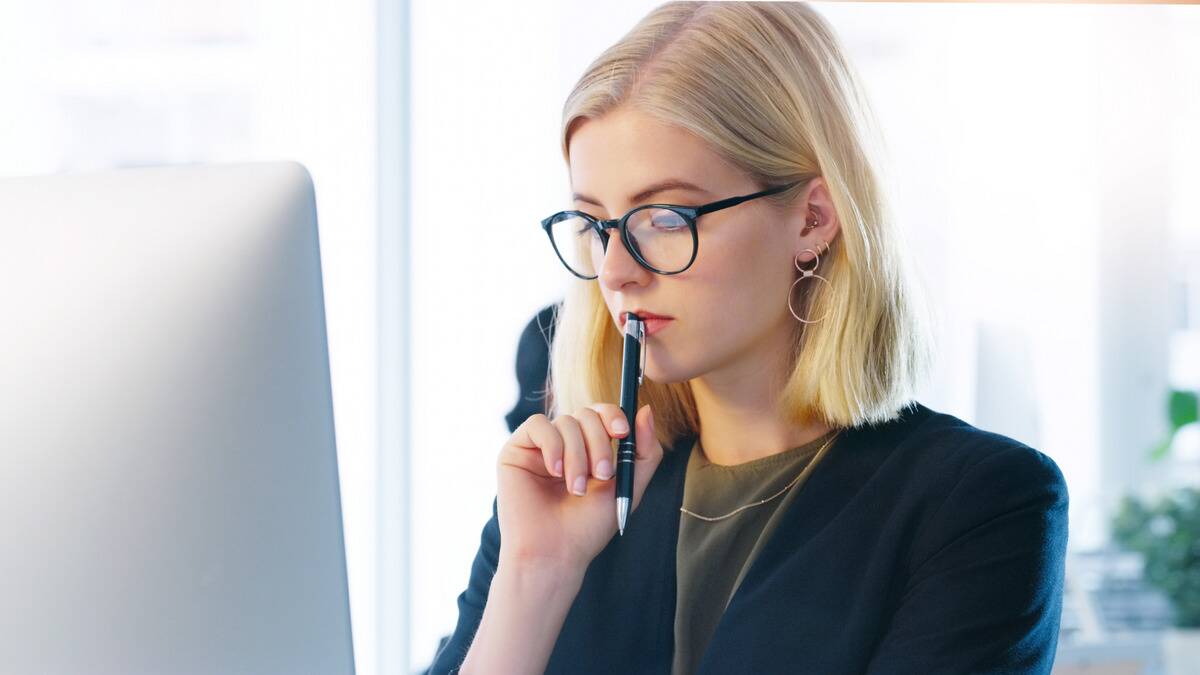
{"left": 630, "top": 404, "right": 664, "bottom": 512}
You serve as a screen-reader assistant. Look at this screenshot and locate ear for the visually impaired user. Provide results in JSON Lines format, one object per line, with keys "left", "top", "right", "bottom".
{"left": 793, "top": 176, "right": 840, "bottom": 263}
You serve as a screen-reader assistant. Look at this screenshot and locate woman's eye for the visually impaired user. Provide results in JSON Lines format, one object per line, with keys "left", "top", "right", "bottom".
{"left": 652, "top": 212, "right": 688, "bottom": 230}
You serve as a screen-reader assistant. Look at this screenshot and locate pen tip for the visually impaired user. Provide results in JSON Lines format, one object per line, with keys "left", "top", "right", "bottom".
{"left": 617, "top": 497, "right": 629, "bottom": 536}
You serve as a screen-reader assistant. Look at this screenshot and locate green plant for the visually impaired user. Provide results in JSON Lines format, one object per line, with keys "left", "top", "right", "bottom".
{"left": 1111, "top": 487, "right": 1200, "bottom": 628}
{"left": 1149, "top": 389, "right": 1198, "bottom": 461}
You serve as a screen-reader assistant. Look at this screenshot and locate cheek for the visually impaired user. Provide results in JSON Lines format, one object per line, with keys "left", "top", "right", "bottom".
{"left": 689, "top": 229, "right": 786, "bottom": 313}
{"left": 658, "top": 240, "right": 783, "bottom": 355}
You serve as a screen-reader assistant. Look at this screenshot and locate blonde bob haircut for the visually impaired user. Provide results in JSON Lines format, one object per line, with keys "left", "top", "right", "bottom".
{"left": 546, "top": 0, "right": 934, "bottom": 448}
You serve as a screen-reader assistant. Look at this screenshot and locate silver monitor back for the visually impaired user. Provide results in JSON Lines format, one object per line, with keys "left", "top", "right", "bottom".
{"left": 0, "top": 161, "right": 355, "bottom": 675}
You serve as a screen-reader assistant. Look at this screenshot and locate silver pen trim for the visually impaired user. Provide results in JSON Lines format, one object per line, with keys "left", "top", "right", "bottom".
{"left": 624, "top": 317, "right": 646, "bottom": 385}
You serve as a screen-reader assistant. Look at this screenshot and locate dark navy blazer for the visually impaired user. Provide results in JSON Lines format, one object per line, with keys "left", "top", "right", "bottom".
{"left": 426, "top": 399, "right": 1069, "bottom": 674}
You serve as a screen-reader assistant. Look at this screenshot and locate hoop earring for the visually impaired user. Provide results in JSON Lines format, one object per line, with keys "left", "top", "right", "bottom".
{"left": 787, "top": 243, "right": 831, "bottom": 324}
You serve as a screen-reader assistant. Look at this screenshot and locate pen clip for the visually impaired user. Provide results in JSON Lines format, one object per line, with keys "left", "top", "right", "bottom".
{"left": 637, "top": 320, "right": 646, "bottom": 386}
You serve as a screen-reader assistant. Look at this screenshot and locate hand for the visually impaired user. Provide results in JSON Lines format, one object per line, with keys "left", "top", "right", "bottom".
{"left": 495, "top": 403, "right": 664, "bottom": 575}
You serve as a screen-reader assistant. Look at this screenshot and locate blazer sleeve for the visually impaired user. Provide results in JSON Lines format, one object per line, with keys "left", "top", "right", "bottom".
{"left": 424, "top": 496, "right": 501, "bottom": 675}
{"left": 865, "top": 444, "right": 1069, "bottom": 674}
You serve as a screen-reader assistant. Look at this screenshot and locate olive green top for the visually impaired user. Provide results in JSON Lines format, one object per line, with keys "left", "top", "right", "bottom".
{"left": 672, "top": 429, "right": 841, "bottom": 675}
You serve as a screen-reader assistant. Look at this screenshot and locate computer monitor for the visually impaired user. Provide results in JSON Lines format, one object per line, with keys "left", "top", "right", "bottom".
{"left": 0, "top": 161, "right": 355, "bottom": 674}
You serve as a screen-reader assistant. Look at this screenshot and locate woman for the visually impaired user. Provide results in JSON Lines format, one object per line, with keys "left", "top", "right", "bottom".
{"left": 428, "top": 2, "right": 1068, "bottom": 673}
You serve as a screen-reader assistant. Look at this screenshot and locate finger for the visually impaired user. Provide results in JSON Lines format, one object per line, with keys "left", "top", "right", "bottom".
{"left": 502, "top": 414, "right": 562, "bottom": 478}
{"left": 575, "top": 408, "right": 616, "bottom": 481}
{"left": 630, "top": 404, "right": 665, "bottom": 513}
{"left": 554, "top": 415, "right": 590, "bottom": 496}
{"left": 587, "top": 402, "right": 632, "bottom": 439}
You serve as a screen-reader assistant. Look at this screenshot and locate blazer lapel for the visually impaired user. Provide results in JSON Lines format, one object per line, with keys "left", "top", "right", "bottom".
{"left": 695, "top": 404, "right": 932, "bottom": 672}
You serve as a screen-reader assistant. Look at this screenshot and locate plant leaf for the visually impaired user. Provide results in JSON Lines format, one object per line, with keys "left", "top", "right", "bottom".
{"left": 1168, "top": 389, "right": 1199, "bottom": 430}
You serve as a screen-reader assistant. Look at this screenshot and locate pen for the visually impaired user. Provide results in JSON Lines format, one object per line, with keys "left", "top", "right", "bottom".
{"left": 616, "top": 313, "right": 646, "bottom": 536}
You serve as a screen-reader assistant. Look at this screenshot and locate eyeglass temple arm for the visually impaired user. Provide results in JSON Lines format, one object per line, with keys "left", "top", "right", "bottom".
{"left": 694, "top": 180, "right": 803, "bottom": 216}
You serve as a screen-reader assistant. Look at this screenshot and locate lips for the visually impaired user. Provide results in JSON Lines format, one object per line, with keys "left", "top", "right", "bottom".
{"left": 620, "top": 310, "right": 673, "bottom": 327}
{"left": 640, "top": 317, "right": 673, "bottom": 337}
{"left": 620, "top": 311, "right": 674, "bottom": 337}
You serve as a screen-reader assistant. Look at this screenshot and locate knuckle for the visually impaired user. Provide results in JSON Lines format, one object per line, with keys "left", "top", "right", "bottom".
{"left": 495, "top": 445, "right": 516, "bottom": 469}
{"left": 555, "top": 421, "right": 584, "bottom": 453}
{"left": 533, "top": 424, "right": 563, "bottom": 456}
{"left": 592, "top": 402, "right": 622, "bottom": 417}
{"left": 575, "top": 407, "right": 602, "bottom": 424}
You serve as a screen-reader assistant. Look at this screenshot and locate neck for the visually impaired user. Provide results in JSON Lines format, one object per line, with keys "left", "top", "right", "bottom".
{"left": 689, "top": 325, "right": 831, "bottom": 467}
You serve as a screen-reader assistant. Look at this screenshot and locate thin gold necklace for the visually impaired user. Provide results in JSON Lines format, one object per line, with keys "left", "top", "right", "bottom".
{"left": 679, "top": 431, "right": 841, "bottom": 522}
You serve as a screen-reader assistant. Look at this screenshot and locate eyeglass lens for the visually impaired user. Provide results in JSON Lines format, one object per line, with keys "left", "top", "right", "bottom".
{"left": 548, "top": 207, "right": 694, "bottom": 277}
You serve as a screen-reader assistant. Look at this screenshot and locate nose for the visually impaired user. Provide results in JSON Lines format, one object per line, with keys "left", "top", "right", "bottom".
{"left": 597, "top": 228, "right": 653, "bottom": 292}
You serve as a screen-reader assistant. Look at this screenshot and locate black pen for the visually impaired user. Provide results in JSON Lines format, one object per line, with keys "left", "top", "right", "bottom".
{"left": 616, "top": 313, "right": 645, "bottom": 536}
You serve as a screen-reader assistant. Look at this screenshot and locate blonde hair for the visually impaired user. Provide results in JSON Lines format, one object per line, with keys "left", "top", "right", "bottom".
{"left": 547, "top": 1, "right": 934, "bottom": 448}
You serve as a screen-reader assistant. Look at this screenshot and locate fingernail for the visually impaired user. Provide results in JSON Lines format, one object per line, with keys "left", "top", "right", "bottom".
{"left": 612, "top": 419, "right": 629, "bottom": 434}
{"left": 596, "top": 459, "right": 613, "bottom": 480}
{"left": 553, "top": 459, "right": 563, "bottom": 477}
{"left": 572, "top": 475, "right": 587, "bottom": 496}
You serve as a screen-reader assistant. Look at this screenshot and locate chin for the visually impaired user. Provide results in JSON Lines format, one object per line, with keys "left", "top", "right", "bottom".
{"left": 641, "top": 356, "right": 702, "bottom": 386}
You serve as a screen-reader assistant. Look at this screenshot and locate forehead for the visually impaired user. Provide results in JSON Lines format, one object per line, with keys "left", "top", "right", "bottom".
{"left": 567, "top": 108, "right": 739, "bottom": 202}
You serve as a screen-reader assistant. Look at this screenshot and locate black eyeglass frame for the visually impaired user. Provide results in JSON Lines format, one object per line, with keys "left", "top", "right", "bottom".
{"left": 540, "top": 180, "right": 803, "bottom": 280}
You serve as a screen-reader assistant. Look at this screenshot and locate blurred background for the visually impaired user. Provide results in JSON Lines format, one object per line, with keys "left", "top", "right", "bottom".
{"left": 1, "top": 1, "right": 1197, "bottom": 673}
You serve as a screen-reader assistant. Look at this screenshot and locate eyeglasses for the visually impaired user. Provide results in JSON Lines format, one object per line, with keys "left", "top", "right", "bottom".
{"left": 540, "top": 180, "right": 802, "bottom": 280}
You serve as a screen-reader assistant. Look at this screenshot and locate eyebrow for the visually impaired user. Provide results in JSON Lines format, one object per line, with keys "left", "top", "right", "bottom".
{"left": 572, "top": 178, "right": 710, "bottom": 208}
